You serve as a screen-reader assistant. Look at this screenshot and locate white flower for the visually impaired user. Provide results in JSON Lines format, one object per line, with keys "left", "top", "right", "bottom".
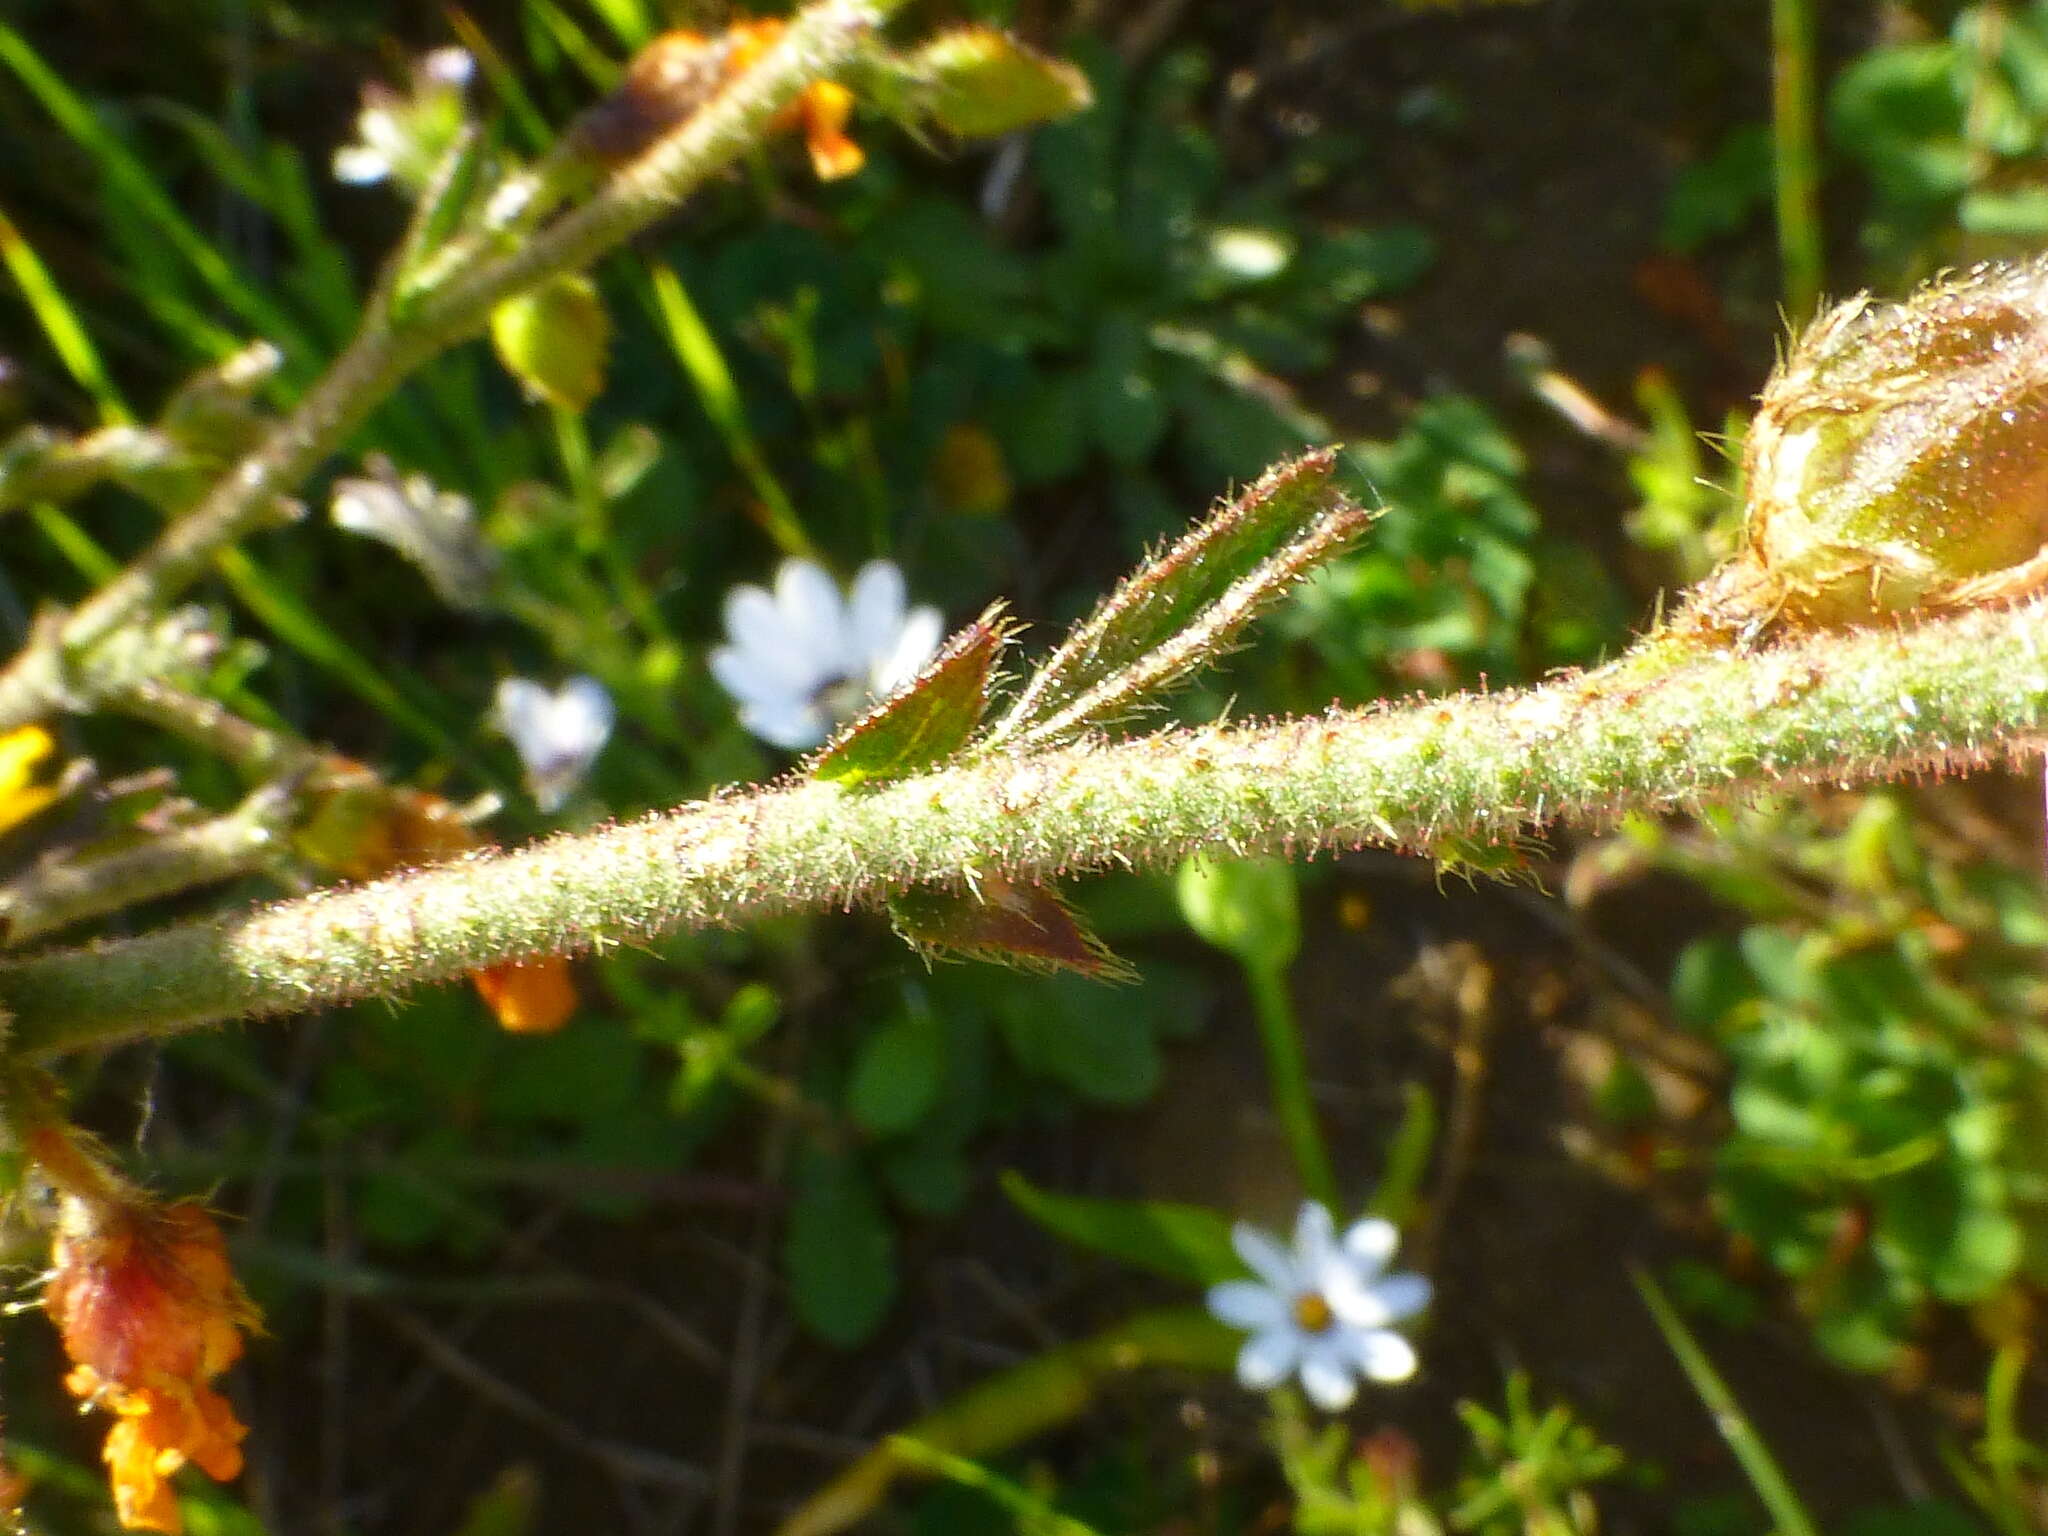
{"left": 334, "top": 48, "right": 475, "bottom": 188}
{"left": 1205, "top": 1201, "right": 1431, "bottom": 1412}
{"left": 330, "top": 454, "right": 495, "bottom": 610}
{"left": 710, "top": 559, "right": 943, "bottom": 750}
{"left": 493, "top": 676, "right": 615, "bottom": 812}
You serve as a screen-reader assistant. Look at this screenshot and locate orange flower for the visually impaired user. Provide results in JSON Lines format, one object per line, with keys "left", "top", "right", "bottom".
{"left": 586, "top": 20, "right": 863, "bottom": 179}
{"left": 470, "top": 956, "right": 578, "bottom": 1035}
{"left": 796, "top": 79, "right": 864, "bottom": 180}
{"left": 45, "top": 1197, "right": 260, "bottom": 1534}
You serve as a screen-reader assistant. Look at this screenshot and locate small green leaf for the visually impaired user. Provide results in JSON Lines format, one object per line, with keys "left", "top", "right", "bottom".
{"left": 988, "top": 450, "right": 1371, "bottom": 749}
{"left": 995, "top": 972, "right": 1161, "bottom": 1104}
{"left": 888, "top": 874, "right": 1132, "bottom": 979}
{"left": 814, "top": 604, "right": 1009, "bottom": 786}
{"left": 878, "top": 1141, "right": 971, "bottom": 1215}
{"left": 1671, "top": 935, "right": 1756, "bottom": 1032}
{"left": 896, "top": 27, "right": 1093, "bottom": 139}
{"left": 1001, "top": 1171, "right": 1239, "bottom": 1286}
{"left": 490, "top": 272, "right": 612, "bottom": 412}
{"left": 1176, "top": 854, "right": 1299, "bottom": 973}
{"left": 847, "top": 1008, "right": 945, "bottom": 1135}
{"left": 785, "top": 1149, "right": 896, "bottom": 1347}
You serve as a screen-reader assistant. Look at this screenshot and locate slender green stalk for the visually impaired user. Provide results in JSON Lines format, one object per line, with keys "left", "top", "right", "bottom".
{"left": 1771, "top": 0, "right": 1824, "bottom": 318}
{"left": 1244, "top": 961, "right": 1339, "bottom": 1212}
{"left": 1981, "top": 1342, "right": 2035, "bottom": 1536}
{"left": 551, "top": 406, "right": 672, "bottom": 642}
{"left": 7, "top": 591, "right": 2048, "bottom": 1056}
{"left": 1635, "top": 1269, "right": 1820, "bottom": 1536}
{"left": 646, "top": 263, "right": 818, "bottom": 561}
{"left": 0, "top": 0, "right": 890, "bottom": 735}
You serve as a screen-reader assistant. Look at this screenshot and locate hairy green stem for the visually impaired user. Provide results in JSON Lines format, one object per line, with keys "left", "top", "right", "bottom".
{"left": 5, "top": 596, "right": 2047, "bottom": 1056}
{"left": 0, "top": 0, "right": 893, "bottom": 735}
{"left": 0, "top": 784, "right": 294, "bottom": 948}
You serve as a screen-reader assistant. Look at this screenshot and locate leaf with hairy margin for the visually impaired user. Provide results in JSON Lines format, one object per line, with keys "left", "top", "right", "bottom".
{"left": 813, "top": 603, "right": 1010, "bottom": 786}
{"left": 986, "top": 449, "right": 1372, "bottom": 749}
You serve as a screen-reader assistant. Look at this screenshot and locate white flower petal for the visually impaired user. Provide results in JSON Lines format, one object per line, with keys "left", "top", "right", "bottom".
{"left": 871, "top": 604, "right": 944, "bottom": 698}
{"left": 1232, "top": 1222, "right": 1301, "bottom": 1295}
{"left": 360, "top": 109, "right": 411, "bottom": 161}
{"left": 493, "top": 678, "right": 548, "bottom": 734}
{"left": 420, "top": 47, "right": 476, "bottom": 87}
{"left": 1292, "top": 1202, "right": 1338, "bottom": 1274}
{"left": 1298, "top": 1337, "right": 1359, "bottom": 1411}
{"left": 721, "top": 586, "right": 825, "bottom": 698}
{"left": 1371, "top": 1272, "right": 1432, "bottom": 1323}
{"left": 1235, "top": 1328, "right": 1300, "bottom": 1392}
{"left": 709, "top": 646, "right": 790, "bottom": 711}
{"left": 494, "top": 676, "right": 614, "bottom": 812}
{"left": 1328, "top": 1267, "right": 1431, "bottom": 1329}
{"left": 1350, "top": 1328, "right": 1419, "bottom": 1384}
{"left": 1341, "top": 1217, "right": 1400, "bottom": 1275}
{"left": 848, "top": 560, "right": 908, "bottom": 663}
{"left": 1206, "top": 1280, "right": 1288, "bottom": 1332}
{"left": 774, "top": 559, "right": 854, "bottom": 675}
{"left": 333, "top": 144, "right": 393, "bottom": 184}
{"left": 741, "top": 697, "right": 831, "bottom": 751}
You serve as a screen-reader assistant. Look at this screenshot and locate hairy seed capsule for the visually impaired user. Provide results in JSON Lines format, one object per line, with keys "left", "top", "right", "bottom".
{"left": 1698, "top": 255, "right": 2048, "bottom": 630}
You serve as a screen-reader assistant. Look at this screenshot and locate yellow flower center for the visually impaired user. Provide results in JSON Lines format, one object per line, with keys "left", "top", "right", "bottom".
{"left": 1292, "top": 1291, "right": 1334, "bottom": 1334}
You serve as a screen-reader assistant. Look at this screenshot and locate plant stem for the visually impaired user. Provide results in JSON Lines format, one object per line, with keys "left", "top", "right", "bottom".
{"left": 1771, "top": 0, "right": 1824, "bottom": 319}
{"left": 1243, "top": 959, "right": 1339, "bottom": 1212}
{"left": 1634, "top": 1268, "right": 1820, "bottom": 1536}
{"left": 0, "top": 0, "right": 891, "bottom": 735}
{"left": 6, "top": 593, "right": 2048, "bottom": 1056}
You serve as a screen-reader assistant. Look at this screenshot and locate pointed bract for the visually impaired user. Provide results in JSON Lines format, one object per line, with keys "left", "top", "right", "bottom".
{"left": 888, "top": 873, "right": 1132, "bottom": 979}
{"left": 988, "top": 451, "right": 1372, "bottom": 749}
{"left": 813, "top": 603, "right": 1009, "bottom": 785}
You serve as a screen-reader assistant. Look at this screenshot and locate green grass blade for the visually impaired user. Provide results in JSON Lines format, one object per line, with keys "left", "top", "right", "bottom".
{"left": 1634, "top": 1268, "right": 1820, "bottom": 1536}
{"left": 646, "top": 262, "right": 817, "bottom": 561}
{"left": 0, "top": 207, "right": 132, "bottom": 424}
{"left": 215, "top": 546, "right": 467, "bottom": 760}
{"left": 885, "top": 1439, "right": 1105, "bottom": 1536}
{"left": 0, "top": 22, "right": 316, "bottom": 356}
{"left": 527, "top": 0, "right": 624, "bottom": 90}
{"left": 448, "top": 9, "right": 558, "bottom": 156}
{"left": 29, "top": 502, "right": 121, "bottom": 583}
{"left": 578, "top": 0, "right": 655, "bottom": 50}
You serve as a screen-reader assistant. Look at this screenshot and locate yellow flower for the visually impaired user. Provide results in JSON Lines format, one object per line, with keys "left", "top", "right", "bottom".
{"left": 42, "top": 1184, "right": 259, "bottom": 1534}
{"left": 0, "top": 723, "right": 61, "bottom": 835}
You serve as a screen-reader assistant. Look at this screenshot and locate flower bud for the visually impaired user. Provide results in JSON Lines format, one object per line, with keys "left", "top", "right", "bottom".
{"left": 1705, "top": 256, "right": 2048, "bottom": 629}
